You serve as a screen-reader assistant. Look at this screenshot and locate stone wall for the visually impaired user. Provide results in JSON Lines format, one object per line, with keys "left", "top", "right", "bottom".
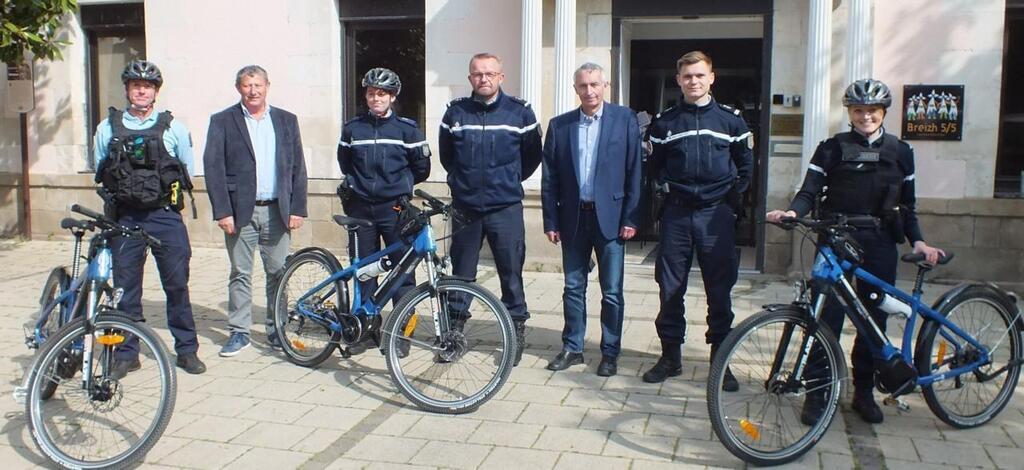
{"left": 762, "top": 195, "right": 1024, "bottom": 289}
{"left": 1, "top": 173, "right": 564, "bottom": 271}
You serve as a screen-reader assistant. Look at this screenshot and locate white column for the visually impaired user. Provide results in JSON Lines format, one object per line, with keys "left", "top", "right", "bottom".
{"left": 521, "top": 0, "right": 542, "bottom": 119}
{"left": 846, "top": 0, "right": 872, "bottom": 83}
{"left": 521, "top": 0, "right": 544, "bottom": 190}
{"left": 554, "top": 0, "right": 576, "bottom": 115}
{"left": 801, "top": 0, "right": 832, "bottom": 175}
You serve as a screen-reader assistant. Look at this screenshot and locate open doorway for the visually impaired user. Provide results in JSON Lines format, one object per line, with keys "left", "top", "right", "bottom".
{"left": 622, "top": 17, "right": 769, "bottom": 271}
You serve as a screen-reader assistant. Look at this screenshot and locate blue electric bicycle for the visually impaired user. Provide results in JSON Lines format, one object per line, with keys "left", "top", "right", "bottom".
{"left": 707, "top": 215, "right": 1022, "bottom": 466}
{"left": 273, "top": 189, "right": 515, "bottom": 414}
{"left": 16, "top": 204, "right": 176, "bottom": 469}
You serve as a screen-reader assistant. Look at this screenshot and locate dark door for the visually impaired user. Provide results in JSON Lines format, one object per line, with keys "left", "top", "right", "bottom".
{"left": 343, "top": 21, "right": 426, "bottom": 125}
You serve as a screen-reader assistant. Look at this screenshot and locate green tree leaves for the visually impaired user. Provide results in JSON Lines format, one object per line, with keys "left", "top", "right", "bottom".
{"left": 1, "top": 0, "right": 78, "bottom": 65}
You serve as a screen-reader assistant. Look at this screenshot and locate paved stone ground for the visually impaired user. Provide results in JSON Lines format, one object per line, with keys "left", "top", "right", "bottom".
{"left": 1, "top": 239, "right": 1022, "bottom": 469}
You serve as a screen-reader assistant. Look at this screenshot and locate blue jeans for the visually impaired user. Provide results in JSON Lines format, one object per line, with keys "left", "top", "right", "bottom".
{"left": 560, "top": 209, "right": 625, "bottom": 357}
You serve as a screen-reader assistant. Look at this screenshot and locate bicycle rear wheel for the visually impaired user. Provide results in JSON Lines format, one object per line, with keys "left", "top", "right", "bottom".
{"left": 383, "top": 279, "right": 515, "bottom": 414}
{"left": 274, "top": 250, "right": 344, "bottom": 367}
{"left": 915, "top": 285, "right": 1022, "bottom": 428}
{"left": 36, "top": 267, "right": 72, "bottom": 400}
{"left": 25, "top": 311, "right": 176, "bottom": 469}
{"left": 708, "top": 307, "right": 846, "bottom": 466}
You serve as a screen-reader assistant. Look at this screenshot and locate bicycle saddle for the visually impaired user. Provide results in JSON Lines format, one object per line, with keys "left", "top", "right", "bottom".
{"left": 332, "top": 215, "right": 374, "bottom": 230}
{"left": 60, "top": 218, "right": 94, "bottom": 231}
{"left": 900, "top": 251, "right": 954, "bottom": 266}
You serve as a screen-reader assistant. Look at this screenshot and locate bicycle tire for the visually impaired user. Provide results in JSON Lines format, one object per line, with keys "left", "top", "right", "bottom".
{"left": 274, "top": 250, "right": 344, "bottom": 367}
{"left": 382, "top": 279, "right": 515, "bottom": 414}
{"left": 36, "top": 267, "right": 71, "bottom": 400}
{"left": 708, "top": 307, "right": 846, "bottom": 466}
{"left": 915, "top": 285, "right": 1022, "bottom": 429}
{"left": 25, "top": 310, "right": 176, "bottom": 469}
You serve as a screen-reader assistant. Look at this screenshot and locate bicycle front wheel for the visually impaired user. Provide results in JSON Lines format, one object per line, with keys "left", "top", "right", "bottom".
{"left": 708, "top": 307, "right": 846, "bottom": 466}
{"left": 915, "top": 285, "right": 1022, "bottom": 428}
{"left": 25, "top": 311, "right": 176, "bottom": 469}
{"left": 274, "top": 250, "right": 343, "bottom": 367}
{"left": 383, "top": 279, "right": 515, "bottom": 414}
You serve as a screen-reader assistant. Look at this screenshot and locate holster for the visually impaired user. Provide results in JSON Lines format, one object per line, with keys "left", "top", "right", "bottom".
{"left": 879, "top": 183, "right": 906, "bottom": 243}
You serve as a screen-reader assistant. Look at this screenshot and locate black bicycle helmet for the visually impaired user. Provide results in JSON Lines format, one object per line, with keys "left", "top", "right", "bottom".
{"left": 362, "top": 67, "right": 401, "bottom": 95}
{"left": 121, "top": 60, "right": 163, "bottom": 88}
{"left": 842, "top": 78, "right": 892, "bottom": 108}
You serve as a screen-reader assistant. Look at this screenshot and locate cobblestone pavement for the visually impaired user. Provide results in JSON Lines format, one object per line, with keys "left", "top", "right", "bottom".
{"left": 1, "top": 239, "right": 1022, "bottom": 469}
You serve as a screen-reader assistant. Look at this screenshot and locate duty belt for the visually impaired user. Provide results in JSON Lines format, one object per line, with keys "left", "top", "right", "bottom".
{"left": 665, "top": 192, "right": 721, "bottom": 209}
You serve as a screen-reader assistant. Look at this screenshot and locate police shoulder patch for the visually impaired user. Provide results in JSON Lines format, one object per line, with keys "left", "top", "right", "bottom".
{"left": 654, "top": 105, "right": 676, "bottom": 120}
{"left": 719, "top": 103, "right": 741, "bottom": 116}
{"left": 447, "top": 96, "right": 471, "bottom": 108}
{"left": 508, "top": 95, "right": 531, "bottom": 108}
{"left": 397, "top": 116, "right": 418, "bottom": 127}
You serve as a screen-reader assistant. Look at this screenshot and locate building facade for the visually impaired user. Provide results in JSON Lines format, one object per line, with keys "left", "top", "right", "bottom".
{"left": 1, "top": 0, "right": 1022, "bottom": 284}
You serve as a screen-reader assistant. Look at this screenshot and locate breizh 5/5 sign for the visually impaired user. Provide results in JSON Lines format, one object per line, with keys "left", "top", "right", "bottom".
{"left": 901, "top": 85, "right": 964, "bottom": 140}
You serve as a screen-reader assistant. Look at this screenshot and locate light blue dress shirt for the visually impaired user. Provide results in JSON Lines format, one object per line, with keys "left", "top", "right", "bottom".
{"left": 93, "top": 108, "right": 195, "bottom": 175}
{"left": 577, "top": 106, "right": 603, "bottom": 202}
{"left": 241, "top": 103, "right": 277, "bottom": 200}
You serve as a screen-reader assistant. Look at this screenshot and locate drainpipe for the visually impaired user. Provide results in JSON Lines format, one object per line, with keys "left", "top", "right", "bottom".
{"left": 20, "top": 112, "right": 30, "bottom": 239}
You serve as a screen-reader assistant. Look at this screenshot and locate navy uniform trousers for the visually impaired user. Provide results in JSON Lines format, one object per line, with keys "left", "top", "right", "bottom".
{"left": 343, "top": 198, "right": 416, "bottom": 306}
{"left": 448, "top": 202, "right": 529, "bottom": 322}
{"left": 654, "top": 201, "right": 737, "bottom": 346}
{"left": 113, "top": 207, "right": 199, "bottom": 359}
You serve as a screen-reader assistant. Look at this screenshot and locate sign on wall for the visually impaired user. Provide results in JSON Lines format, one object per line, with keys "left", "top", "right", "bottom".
{"left": 901, "top": 85, "right": 964, "bottom": 141}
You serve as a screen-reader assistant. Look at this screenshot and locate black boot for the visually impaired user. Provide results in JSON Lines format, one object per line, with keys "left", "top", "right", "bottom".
{"left": 513, "top": 320, "right": 526, "bottom": 366}
{"left": 643, "top": 341, "right": 682, "bottom": 383}
{"left": 852, "top": 387, "right": 884, "bottom": 424}
{"left": 710, "top": 344, "right": 739, "bottom": 392}
{"left": 800, "top": 392, "right": 826, "bottom": 426}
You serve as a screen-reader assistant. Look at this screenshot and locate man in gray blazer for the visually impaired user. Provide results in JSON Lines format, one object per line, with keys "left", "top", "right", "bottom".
{"left": 204, "top": 65, "right": 308, "bottom": 357}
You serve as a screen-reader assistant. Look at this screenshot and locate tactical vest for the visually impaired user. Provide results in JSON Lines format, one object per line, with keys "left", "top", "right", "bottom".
{"left": 822, "top": 132, "right": 908, "bottom": 242}
{"left": 97, "top": 108, "right": 193, "bottom": 213}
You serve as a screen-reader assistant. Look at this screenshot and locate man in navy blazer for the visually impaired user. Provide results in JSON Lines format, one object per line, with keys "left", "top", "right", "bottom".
{"left": 541, "top": 63, "right": 642, "bottom": 377}
{"left": 204, "top": 65, "right": 308, "bottom": 357}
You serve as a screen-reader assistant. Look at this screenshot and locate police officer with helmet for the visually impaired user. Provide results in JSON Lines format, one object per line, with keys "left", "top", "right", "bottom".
{"left": 337, "top": 67, "right": 431, "bottom": 352}
{"left": 643, "top": 51, "right": 752, "bottom": 390}
{"left": 94, "top": 59, "right": 206, "bottom": 377}
{"left": 767, "top": 78, "right": 945, "bottom": 424}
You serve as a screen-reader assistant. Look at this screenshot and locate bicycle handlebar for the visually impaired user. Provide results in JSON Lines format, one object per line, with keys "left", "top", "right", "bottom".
{"left": 68, "top": 204, "right": 163, "bottom": 248}
{"left": 414, "top": 189, "right": 447, "bottom": 211}
{"left": 774, "top": 215, "right": 879, "bottom": 232}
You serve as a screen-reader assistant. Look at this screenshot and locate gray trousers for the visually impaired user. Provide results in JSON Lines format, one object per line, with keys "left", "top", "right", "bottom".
{"left": 225, "top": 204, "right": 290, "bottom": 336}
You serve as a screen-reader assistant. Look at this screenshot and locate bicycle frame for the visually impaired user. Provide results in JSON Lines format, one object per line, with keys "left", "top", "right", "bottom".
{"left": 294, "top": 223, "right": 440, "bottom": 334}
{"left": 809, "top": 245, "right": 993, "bottom": 388}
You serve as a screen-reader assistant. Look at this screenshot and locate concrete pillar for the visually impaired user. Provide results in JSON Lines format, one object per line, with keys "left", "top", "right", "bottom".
{"left": 846, "top": 0, "right": 872, "bottom": 83}
{"left": 801, "top": 0, "right": 832, "bottom": 175}
{"left": 554, "top": 0, "right": 576, "bottom": 115}
{"left": 521, "top": 0, "right": 542, "bottom": 118}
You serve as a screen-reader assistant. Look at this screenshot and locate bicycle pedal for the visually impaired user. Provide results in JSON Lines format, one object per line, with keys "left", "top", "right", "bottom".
{"left": 12, "top": 386, "right": 27, "bottom": 405}
{"left": 883, "top": 396, "right": 910, "bottom": 413}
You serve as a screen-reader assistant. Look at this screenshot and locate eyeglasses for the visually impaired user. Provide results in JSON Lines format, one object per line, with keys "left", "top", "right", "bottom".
{"left": 469, "top": 72, "right": 502, "bottom": 81}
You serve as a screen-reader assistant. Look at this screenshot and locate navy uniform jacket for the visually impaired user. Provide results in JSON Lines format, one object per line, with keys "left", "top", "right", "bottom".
{"left": 338, "top": 112, "right": 431, "bottom": 203}
{"left": 541, "top": 102, "right": 642, "bottom": 241}
{"left": 647, "top": 98, "right": 753, "bottom": 206}
{"left": 439, "top": 89, "right": 543, "bottom": 213}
